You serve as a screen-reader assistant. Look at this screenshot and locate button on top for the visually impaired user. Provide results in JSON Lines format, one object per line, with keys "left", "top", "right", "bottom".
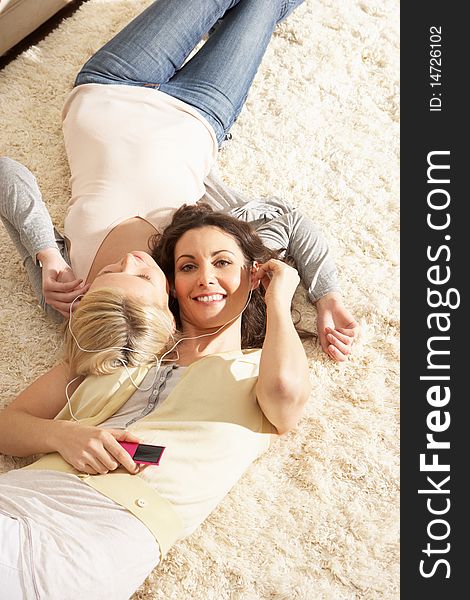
{"left": 135, "top": 498, "right": 148, "bottom": 508}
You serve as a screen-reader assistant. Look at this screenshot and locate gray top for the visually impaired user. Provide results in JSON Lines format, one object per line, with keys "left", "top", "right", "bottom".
{"left": 102, "top": 363, "right": 183, "bottom": 429}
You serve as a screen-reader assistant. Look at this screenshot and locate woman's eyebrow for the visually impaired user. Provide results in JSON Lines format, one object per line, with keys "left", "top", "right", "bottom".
{"left": 175, "top": 250, "right": 235, "bottom": 263}
{"left": 212, "top": 250, "right": 235, "bottom": 257}
{"left": 175, "top": 254, "right": 195, "bottom": 262}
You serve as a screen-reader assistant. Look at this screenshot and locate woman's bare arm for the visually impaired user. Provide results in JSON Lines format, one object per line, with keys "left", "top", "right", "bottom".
{"left": 254, "top": 260, "right": 311, "bottom": 435}
{"left": 0, "top": 363, "right": 80, "bottom": 457}
{"left": 0, "top": 364, "right": 141, "bottom": 475}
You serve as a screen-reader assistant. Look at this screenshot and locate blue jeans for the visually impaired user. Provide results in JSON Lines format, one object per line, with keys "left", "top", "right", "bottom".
{"left": 74, "top": 0, "right": 303, "bottom": 145}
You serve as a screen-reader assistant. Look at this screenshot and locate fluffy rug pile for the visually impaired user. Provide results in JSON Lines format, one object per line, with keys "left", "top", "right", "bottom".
{"left": 0, "top": 0, "right": 399, "bottom": 598}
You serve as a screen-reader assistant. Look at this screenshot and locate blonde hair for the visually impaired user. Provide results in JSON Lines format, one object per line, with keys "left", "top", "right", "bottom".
{"left": 63, "top": 288, "right": 175, "bottom": 376}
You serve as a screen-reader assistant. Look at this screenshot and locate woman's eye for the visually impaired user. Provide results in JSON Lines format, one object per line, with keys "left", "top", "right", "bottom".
{"left": 215, "top": 260, "right": 231, "bottom": 267}
{"left": 180, "top": 264, "right": 196, "bottom": 272}
{"left": 137, "top": 274, "right": 152, "bottom": 281}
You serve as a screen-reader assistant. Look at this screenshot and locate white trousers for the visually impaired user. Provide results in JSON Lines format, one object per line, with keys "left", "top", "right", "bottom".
{"left": 0, "top": 512, "right": 24, "bottom": 600}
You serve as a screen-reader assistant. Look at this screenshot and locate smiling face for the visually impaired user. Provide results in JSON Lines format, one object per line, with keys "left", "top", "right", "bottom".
{"left": 173, "top": 226, "right": 252, "bottom": 331}
{"left": 88, "top": 251, "right": 170, "bottom": 312}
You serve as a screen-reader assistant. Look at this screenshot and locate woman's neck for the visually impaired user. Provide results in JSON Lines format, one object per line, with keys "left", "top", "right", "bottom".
{"left": 85, "top": 218, "right": 158, "bottom": 283}
{"left": 175, "top": 318, "right": 242, "bottom": 366}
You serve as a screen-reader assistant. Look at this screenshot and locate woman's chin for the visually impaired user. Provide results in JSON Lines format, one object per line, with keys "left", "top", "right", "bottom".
{"left": 183, "top": 306, "right": 233, "bottom": 330}
{"left": 194, "top": 309, "right": 226, "bottom": 327}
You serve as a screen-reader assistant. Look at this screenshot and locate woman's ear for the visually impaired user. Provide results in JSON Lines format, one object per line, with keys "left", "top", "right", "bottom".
{"left": 250, "top": 261, "right": 260, "bottom": 290}
{"left": 167, "top": 278, "right": 177, "bottom": 297}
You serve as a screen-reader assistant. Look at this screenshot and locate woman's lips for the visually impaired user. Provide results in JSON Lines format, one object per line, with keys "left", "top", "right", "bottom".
{"left": 193, "top": 294, "right": 226, "bottom": 303}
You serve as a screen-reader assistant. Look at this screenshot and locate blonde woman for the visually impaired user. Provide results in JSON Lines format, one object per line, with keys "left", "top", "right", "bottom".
{"left": 62, "top": 287, "right": 175, "bottom": 377}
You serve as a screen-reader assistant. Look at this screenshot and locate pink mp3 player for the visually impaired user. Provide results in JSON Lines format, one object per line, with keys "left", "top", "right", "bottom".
{"left": 119, "top": 442, "right": 165, "bottom": 466}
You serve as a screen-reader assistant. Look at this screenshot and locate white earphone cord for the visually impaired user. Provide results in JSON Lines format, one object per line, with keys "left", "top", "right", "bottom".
{"left": 66, "top": 288, "right": 254, "bottom": 422}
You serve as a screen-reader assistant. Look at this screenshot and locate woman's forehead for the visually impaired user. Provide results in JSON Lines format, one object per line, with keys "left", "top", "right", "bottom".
{"left": 175, "top": 226, "right": 242, "bottom": 253}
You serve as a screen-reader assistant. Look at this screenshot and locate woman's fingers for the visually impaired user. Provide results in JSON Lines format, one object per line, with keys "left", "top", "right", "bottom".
{"left": 50, "top": 288, "right": 88, "bottom": 301}
{"left": 327, "top": 333, "right": 351, "bottom": 356}
{"left": 325, "top": 327, "right": 354, "bottom": 361}
{"left": 95, "top": 449, "right": 120, "bottom": 472}
{"left": 251, "top": 263, "right": 272, "bottom": 288}
{"left": 104, "top": 433, "right": 140, "bottom": 474}
{"left": 253, "top": 258, "right": 297, "bottom": 279}
{"left": 327, "top": 343, "right": 349, "bottom": 362}
{"left": 337, "top": 321, "right": 360, "bottom": 339}
{"left": 82, "top": 455, "right": 113, "bottom": 475}
{"left": 49, "top": 300, "right": 77, "bottom": 314}
{"left": 46, "top": 286, "right": 89, "bottom": 303}
{"left": 82, "top": 464, "right": 99, "bottom": 475}
{"left": 253, "top": 259, "right": 300, "bottom": 303}
{"left": 82, "top": 447, "right": 127, "bottom": 475}
{"left": 315, "top": 292, "right": 360, "bottom": 362}
{"left": 44, "top": 278, "right": 84, "bottom": 292}
{"left": 110, "top": 429, "right": 141, "bottom": 444}
{"left": 73, "top": 431, "right": 139, "bottom": 475}
{"left": 47, "top": 300, "right": 78, "bottom": 318}
{"left": 325, "top": 326, "right": 355, "bottom": 346}
{"left": 45, "top": 285, "right": 90, "bottom": 316}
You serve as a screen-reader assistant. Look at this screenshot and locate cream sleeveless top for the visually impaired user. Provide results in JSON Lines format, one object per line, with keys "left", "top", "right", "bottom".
{"left": 24, "top": 350, "right": 275, "bottom": 557}
{"left": 62, "top": 83, "right": 218, "bottom": 280}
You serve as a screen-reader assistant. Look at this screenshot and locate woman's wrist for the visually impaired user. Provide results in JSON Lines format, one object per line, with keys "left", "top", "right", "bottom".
{"left": 315, "top": 291, "right": 343, "bottom": 311}
{"left": 36, "top": 246, "right": 62, "bottom": 267}
{"left": 46, "top": 419, "right": 75, "bottom": 454}
{"left": 265, "top": 296, "right": 293, "bottom": 317}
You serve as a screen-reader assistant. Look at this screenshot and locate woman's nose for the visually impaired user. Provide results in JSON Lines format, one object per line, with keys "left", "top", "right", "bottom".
{"left": 197, "top": 264, "right": 216, "bottom": 286}
{"left": 120, "top": 253, "right": 138, "bottom": 272}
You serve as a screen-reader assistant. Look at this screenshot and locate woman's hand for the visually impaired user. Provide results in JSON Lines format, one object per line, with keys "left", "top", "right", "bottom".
{"left": 252, "top": 258, "right": 300, "bottom": 310}
{"left": 315, "top": 292, "right": 359, "bottom": 362}
{"left": 55, "top": 423, "right": 142, "bottom": 475}
{"left": 37, "top": 247, "right": 89, "bottom": 317}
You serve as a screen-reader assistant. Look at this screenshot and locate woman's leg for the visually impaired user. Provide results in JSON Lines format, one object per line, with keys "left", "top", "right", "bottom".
{"left": 160, "top": 0, "right": 304, "bottom": 143}
{"left": 75, "top": 0, "right": 304, "bottom": 144}
{"left": 75, "top": 0, "right": 241, "bottom": 88}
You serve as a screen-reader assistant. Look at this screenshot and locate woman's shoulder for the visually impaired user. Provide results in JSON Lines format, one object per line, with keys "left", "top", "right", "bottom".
{"left": 184, "top": 349, "right": 262, "bottom": 374}
{"left": 202, "top": 347, "right": 262, "bottom": 362}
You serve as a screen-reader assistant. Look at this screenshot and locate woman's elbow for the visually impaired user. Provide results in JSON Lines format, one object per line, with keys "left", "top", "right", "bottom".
{"left": 276, "top": 372, "right": 311, "bottom": 406}
{"left": 271, "top": 378, "right": 311, "bottom": 435}
{"left": 274, "top": 421, "right": 297, "bottom": 436}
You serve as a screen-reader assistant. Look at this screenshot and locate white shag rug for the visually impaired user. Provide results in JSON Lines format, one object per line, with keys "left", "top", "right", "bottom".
{"left": 0, "top": 1, "right": 399, "bottom": 598}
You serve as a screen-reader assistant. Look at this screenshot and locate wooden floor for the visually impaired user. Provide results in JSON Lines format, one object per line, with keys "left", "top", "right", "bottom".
{"left": 0, "top": 0, "right": 87, "bottom": 71}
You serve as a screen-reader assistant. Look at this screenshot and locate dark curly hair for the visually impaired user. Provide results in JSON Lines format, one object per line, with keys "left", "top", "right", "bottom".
{"left": 150, "top": 203, "right": 280, "bottom": 349}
